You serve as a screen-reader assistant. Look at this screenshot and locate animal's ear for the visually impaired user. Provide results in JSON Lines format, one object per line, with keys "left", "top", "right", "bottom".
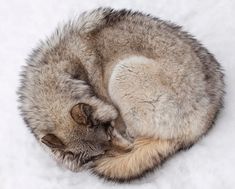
{"left": 41, "top": 134, "right": 65, "bottom": 149}
{"left": 70, "top": 103, "right": 92, "bottom": 124}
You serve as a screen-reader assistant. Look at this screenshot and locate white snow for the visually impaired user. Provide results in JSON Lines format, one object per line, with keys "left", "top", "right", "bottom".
{"left": 0, "top": 0, "right": 235, "bottom": 188}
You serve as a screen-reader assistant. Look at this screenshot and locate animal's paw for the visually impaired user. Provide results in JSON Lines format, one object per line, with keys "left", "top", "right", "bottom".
{"left": 92, "top": 103, "right": 118, "bottom": 123}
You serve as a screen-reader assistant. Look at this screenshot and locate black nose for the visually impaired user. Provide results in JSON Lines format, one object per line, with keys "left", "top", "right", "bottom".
{"left": 101, "top": 122, "right": 111, "bottom": 131}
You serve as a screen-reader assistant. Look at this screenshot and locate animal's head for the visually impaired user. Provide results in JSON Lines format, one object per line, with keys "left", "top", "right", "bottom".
{"left": 18, "top": 59, "right": 117, "bottom": 171}
{"left": 41, "top": 103, "right": 112, "bottom": 171}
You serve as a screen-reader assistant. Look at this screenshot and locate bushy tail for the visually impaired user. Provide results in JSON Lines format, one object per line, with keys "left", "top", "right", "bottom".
{"left": 92, "top": 138, "right": 180, "bottom": 182}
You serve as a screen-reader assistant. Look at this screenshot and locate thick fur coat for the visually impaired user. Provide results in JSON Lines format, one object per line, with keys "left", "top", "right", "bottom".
{"left": 18, "top": 8, "right": 224, "bottom": 182}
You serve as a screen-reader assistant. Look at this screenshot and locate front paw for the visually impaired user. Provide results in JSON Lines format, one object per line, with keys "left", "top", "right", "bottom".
{"left": 93, "top": 104, "right": 118, "bottom": 122}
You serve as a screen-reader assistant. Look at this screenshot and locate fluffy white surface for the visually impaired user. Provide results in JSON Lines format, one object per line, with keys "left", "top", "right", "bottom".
{"left": 0, "top": 0, "right": 234, "bottom": 188}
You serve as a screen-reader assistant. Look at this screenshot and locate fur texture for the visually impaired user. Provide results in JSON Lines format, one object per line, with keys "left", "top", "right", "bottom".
{"left": 18, "top": 8, "right": 224, "bottom": 181}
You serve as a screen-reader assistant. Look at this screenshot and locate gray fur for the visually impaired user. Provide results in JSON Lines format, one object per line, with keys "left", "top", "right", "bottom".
{"left": 18, "top": 8, "right": 224, "bottom": 179}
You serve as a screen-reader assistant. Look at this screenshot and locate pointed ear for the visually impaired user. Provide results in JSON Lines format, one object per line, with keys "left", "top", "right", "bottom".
{"left": 70, "top": 103, "right": 92, "bottom": 124}
{"left": 41, "top": 134, "right": 65, "bottom": 149}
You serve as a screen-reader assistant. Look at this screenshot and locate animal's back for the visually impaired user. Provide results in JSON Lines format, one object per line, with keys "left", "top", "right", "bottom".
{"left": 79, "top": 8, "right": 224, "bottom": 109}
{"left": 89, "top": 8, "right": 224, "bottom": 181}
{"left": 84, "top": 8, "right": 224, "bottom": 141}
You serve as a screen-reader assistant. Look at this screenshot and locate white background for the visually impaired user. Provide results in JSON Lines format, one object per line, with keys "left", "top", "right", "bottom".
{"left": 0, "top": 0, "right": 235, "bottom": 188}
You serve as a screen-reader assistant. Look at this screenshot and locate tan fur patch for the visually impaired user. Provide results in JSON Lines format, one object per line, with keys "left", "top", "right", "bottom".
{"left": 93, "top": 138, "right": 179, "bottom": 181}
